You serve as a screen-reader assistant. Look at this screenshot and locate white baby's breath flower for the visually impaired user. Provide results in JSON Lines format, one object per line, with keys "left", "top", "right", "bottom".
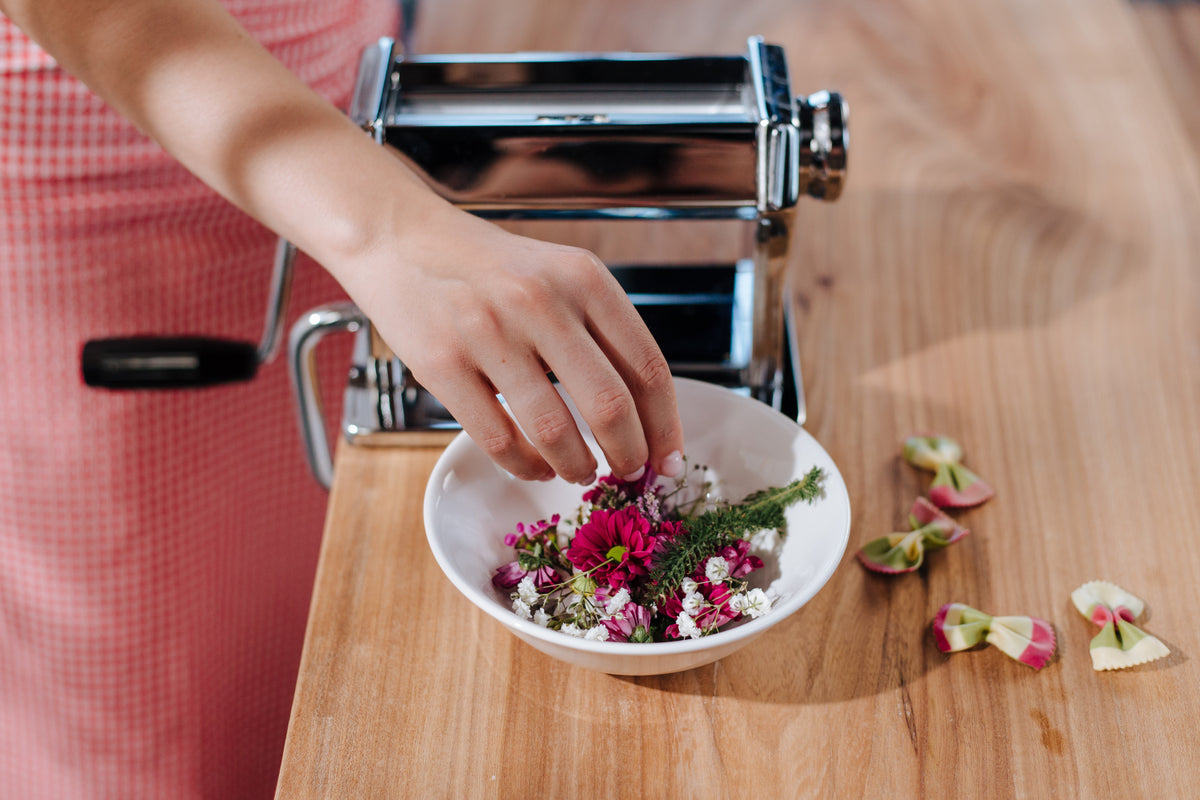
{"left": 517, "top": 575, "right": 540, "bottom": 605}
{"left": 584, "top": 625, "right": 609, "bottom": 642}
{"left": 742, "top": 588, "right": 773, "bottom": 619}
{"left": 729, "top": 592, "right": 749, "bottom": 613}
{"left": 675, "top": 611, "right": 702, "bottom": 639}
{"left": 560, "top": 623, "right": 585, "bottom": 637}
{"left": 533, "top": 609, "right": 551, "bottom": 627}
{"left": 680, "top": 578, "right": 698, "bottom": 594}
{"left": 705, "top": 556, "right": 730, "bottom": 584}
{"left": 604, "top": 587, "right": 631, "bottom": 615}
{"left": 682, "top": 591, "right": 705, "bottom": 615}
{"left": 512, "top": 598, "right": 532, "bottom": 620}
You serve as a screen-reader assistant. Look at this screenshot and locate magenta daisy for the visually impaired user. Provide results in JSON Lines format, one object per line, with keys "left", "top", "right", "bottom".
{"left": 492, "top": 461, "right": 824, "bottom": 643}
{"left": 565, "top": 506, "right": 658, "bottom": 588}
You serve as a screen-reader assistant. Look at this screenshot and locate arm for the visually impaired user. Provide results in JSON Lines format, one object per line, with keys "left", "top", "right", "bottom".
{"left": 1, "top": 0, "right": 685, "bottom": 483}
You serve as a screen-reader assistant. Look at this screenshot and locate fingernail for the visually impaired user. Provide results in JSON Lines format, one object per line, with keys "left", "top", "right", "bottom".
{"left": 660, "top": 450, "right": 684, "bottom": 478}
{"left": 537, "top": 468, "right": 557, "bottom": 482}
{"left": 620, "top": 465, "right": 646, "bottom": 483}
{"left": 578, "top": 471, "right": 597, "bottom": 486}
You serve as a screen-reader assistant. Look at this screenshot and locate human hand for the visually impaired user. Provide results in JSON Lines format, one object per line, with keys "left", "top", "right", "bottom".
{"left": 338, "top": 201, "right": 685, "bottom": 485}
{"left": 0, "top": 0, "right": 682, "bottom": 486}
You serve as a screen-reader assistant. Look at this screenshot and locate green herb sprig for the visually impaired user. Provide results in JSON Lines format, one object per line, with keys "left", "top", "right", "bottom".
{"left": 645, "top": 466, "right": 826, "bottom": 601}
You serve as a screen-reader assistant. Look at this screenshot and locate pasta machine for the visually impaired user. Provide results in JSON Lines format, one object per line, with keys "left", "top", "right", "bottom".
{"left": 287, "top": 35, "right": 848, "bottom": 488}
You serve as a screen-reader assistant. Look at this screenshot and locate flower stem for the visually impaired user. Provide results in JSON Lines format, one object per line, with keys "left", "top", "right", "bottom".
{"left": 646, "top": 466, "right": 826, "bottom": 601}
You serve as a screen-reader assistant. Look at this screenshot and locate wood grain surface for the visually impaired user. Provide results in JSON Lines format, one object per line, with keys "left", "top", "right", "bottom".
{"left": 276, "top": 1, "right": 1200, "bottom": 797}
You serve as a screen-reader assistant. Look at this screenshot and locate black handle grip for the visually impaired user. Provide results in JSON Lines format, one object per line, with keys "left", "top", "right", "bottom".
{"left": 82, "top": 337, "right": 259, "bottom": 389}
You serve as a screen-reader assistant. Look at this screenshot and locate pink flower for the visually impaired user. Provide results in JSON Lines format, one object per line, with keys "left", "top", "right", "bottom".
{"left": 582, "top": 474, "right": 621, "bottom": 505}
{"left": 694, "top": 583, "right": 740, "bottom": 630}
{"left": 718, "top": 539, "right": 763, "bottom": 580}
{"left": 657, "top": 519, "right": 685, "bottom": 541}
{"left": 649, "top": 519, "right": 686, "bottom": 561}
{"left": 504, "top": 515, "right": 562, "bottom": 548}
{"left": 663, "top": 592, "right": 740, "bottom": 639}
{"left": 492, "top": 561, "right": 525, "bottom": 589}
{"left": 582, "top": 466, "right": 658, "bottom": 508}
{"left": 602, "top": 603, "right": 655, "bottom": 643}
{"left": 491, "top": 562, "right": 559, "bottom": 591}
{"left": 565, "top": 506, "right": 658, "bottom": 588}
{"left": 659, "top": 546, "right": 760, "bottom": 638}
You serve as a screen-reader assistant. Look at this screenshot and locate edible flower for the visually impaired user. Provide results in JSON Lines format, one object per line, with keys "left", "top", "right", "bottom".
{"left": 493, "top": 463, "right": 824, "bottom": 643}
{"left": 566, "top": 506, "right": 658, "bottom": 588}
{"left": 602, "top": 603, "right": 655, "bottom": 643}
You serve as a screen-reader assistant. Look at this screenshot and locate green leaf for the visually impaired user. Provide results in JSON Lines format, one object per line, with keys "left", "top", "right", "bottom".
{"left": 645, "top": 466, "right": 826, "bottom": 601}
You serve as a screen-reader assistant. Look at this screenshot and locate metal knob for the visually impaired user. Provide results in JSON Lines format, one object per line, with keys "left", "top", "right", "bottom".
{"left": 798, "top": 91, "right": 848, "bottom": 202}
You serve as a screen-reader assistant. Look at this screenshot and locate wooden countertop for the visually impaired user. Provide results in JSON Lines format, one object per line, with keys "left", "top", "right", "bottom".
{"left": 276, "top": 0, "right": 1200, "bottom": 796}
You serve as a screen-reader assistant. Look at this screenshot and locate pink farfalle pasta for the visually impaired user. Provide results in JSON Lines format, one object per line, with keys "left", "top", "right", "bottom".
{"left": 856, "top": 497, "right": 969, "bottom": 573}
{"left": 903, "top": 435, "right": 994, "bottom": 509}
{"left": 933, "top": 603, "right": 1056, "bottom": 669}
{"left": 1071, "top": 581, "right": 1169, "bottom": 671}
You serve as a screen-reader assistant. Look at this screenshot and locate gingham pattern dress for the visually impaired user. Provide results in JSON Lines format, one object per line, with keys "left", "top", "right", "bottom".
{"left": 0, "top": 2, "right": 396, "bottom": 796}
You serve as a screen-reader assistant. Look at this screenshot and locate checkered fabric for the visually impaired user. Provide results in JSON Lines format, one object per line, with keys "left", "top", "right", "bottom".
{"left": 0, "top": 2, "right": 396, "bottom": 796}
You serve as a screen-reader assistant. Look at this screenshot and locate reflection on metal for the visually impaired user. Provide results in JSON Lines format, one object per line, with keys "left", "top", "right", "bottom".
{"left": 288, "top": 303, "right": 363, "bottom": 490}
{"left": 363, "top": 37, "right": 845, "bottom": 214}
{"left": 289, "top": 35, "right": 846, "bottom": 486}
{"left": 256, "top": 238, "right": 296, "bottom": 365}
{"left": 290, "top": 306, "right": 459, "bottom": 489}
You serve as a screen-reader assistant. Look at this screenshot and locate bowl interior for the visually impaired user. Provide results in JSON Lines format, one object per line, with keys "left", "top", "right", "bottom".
{"left": 423, "top": 377, "right": 851, "bottom": 668}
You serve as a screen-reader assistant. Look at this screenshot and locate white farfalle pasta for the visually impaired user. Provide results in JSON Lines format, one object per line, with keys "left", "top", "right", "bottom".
{"left": 1071, "top": 581, "right": 1169, "bottom": 671}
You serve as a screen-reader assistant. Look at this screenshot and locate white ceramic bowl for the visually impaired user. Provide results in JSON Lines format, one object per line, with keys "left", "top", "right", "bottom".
{"left": 423, "top": 377, "right": 851, "bottom": 675}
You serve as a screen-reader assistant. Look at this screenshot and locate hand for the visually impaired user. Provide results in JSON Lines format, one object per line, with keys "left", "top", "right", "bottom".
{"left": 340, "top": 201, "right": 685, "bottom": 485}
{"left": 0, "top": 0, "right": 684, "bottom": 485}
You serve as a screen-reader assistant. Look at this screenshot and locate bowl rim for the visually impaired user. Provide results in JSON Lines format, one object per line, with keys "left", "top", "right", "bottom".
{"left": 422, "top": 376, "right": 851, "bottom": 658}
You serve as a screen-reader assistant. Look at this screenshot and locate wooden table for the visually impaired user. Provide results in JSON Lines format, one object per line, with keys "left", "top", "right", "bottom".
{"left": 276, "top": 1, "right": 1200, "bottom": 796}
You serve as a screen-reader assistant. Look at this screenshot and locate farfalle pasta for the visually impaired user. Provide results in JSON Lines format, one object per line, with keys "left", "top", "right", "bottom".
{"left": 903, "top": 435, "right": 994, "bottom": 509}
{"left": 1071, "top": 581, "right": 1169, "bottom": 671}
{"left": 933, "top": 603, "right": 1056, "bottom": 669}
{"left": 856, "top": 497, "right": 968, "bottom": 573}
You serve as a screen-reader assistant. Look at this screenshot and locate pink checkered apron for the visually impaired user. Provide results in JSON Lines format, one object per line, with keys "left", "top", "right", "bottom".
{"left": 0, "top": 2, "right": 396, "bottom": 796}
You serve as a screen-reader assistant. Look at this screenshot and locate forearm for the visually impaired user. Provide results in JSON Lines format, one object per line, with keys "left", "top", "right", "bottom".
{"left": 1, "top": 0, "right": 434, "bottom": 270}
{"left": 3, "top": 0, "right": 686, "bottom": 484}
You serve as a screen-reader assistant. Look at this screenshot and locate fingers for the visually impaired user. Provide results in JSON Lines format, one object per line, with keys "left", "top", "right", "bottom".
{"left": 371, "top": 220, "right": 684, "bottom": 484}
{"left": 534, "top": 335, "right": 650, "bottom": 482}
{"left": 469, "top": 251, "right": 684, "bottom": 483}
{"left": 481, "top": 249, "right": 682, "bottom": 482}
{"left": 482, "top": 351, "right": 600, "bottom": 485}
{"left": 418, "top": 288, "right": 680, "bottom": 484}
{"left": 421, "top": 366, "right": 556, "bottom": 483}
{"left": 578, "top": 277, "right": 685, "bottom": 479}
{"left": 409, "top": 313, "right": 603, "bottom": 485}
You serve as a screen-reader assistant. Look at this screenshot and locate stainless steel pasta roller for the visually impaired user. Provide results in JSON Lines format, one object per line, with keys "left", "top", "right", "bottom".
{"left": 289, "top": 35, "right": 848, "bottom": 487}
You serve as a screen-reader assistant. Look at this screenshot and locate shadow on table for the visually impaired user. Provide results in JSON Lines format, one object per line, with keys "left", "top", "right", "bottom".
{"left": 613, "top": 558, "right": 954, "bottom": 704}
{"left": 610, "top": 402, "right": 1020, "bottom": 704}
